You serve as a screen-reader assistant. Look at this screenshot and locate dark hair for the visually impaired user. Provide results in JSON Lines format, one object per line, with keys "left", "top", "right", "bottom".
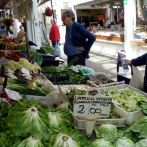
{"left": 63, "top": 9, "right": 75, "bottom": 21}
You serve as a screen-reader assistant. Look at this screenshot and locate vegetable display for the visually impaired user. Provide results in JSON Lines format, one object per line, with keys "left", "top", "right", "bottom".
{"left": 40, "top": 45, "right": 55, "bottom": 53}
{"left": 94, "top": 124, "right": 118, "bottom": 143}
{"left": 7, "top": 99, "right": 50, "bottom": 140}
{"left": 90, "top": 139, "right": 114, "bottom": 147}
{"left": 47, "top": 108, "right": 72, "bottom": 129}
{"left": 101, "top": 87, "right": 147, "bottom": 112}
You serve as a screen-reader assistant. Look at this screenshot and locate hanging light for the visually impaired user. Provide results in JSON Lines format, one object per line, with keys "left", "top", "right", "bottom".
{"left": 114, "top": 1, "right": 121, "bottom": 5}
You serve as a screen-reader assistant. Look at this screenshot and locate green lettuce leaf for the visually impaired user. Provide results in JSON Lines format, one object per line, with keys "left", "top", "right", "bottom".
{"left": 94, "top": 124, "right": 118, "bottom": 143}
{"left": 134, "top": 138, "right": 147, "bottom": 147}
{"left": 49, "top": 128, "right": 89, "bottom": 147}
{"left": 90, "top": 139, "right": 114, "bottom": 147}
{"left": 114, "top": 137, "right": 134, "bottom": 147}
{"left": 7, "top": 98, "right": 51, "bottom": 141}
{"left": 47, "top": 108, "right": 73, "bottom": 129}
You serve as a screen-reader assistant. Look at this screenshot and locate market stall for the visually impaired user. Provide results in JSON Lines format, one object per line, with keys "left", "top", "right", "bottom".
{"left": 0, "top": 0, "right": 147, "bottom": 146}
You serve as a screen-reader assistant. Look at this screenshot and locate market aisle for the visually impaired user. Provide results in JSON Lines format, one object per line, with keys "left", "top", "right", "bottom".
{"left": 60, "top": 44, "right": 118, "bottom": 81}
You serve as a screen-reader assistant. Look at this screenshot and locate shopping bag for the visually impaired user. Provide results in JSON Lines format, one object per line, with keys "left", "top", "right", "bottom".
{"left": 129, "top": 66, "right": 144, "bottom": 91}
{"left": 54, "top": 43, "right": 61, "bottom": 57}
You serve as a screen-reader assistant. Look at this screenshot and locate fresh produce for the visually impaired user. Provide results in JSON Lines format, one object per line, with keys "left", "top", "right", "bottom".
{"left": 15, "top": 136, "right": 44, "bottom": 147}
{"left": 65, "top": 89, "right": 87, "bottom": 110}
{"left": 119, "top": 116, "right": 147, "bottom": 143}
{"left": 90, "top": 139, "right": 114, "bottom": 147}
{"left": 90, "top": 74, "right": 115, "bottom": 85}
{"left": 94, "top": 124, "right": 118, "bottom": 143}
{"left": 47, "top": 108, "right": 72, "bottom": 129}
{"left": 0, "top": 51, "right": 20, "bottom": 61}
{"left": 7, "top": 99, "right": 50, "bottom": 141}
{"left": 40, "top": 45, "right": 55, "bottom": 53}
{"left": 114, "top": 137, "right": 134, "bottom": 147}
{"left": 42, "top": 65, "right": 59, "bottom": 73}
{"left": 137, "top": 101, "right": 147, "bottom": 115}
{"left": 102, "top": 87, "right": 147, "bottom": 112}
{"left": 0, "top": 76, "right": 5, "bottom": 85}
{"left": 4, "top": 58, "right": 41, "bottom": 73}
{"left": 49, "top": 128, "right": 89, "bottom": 147}
{"left": 134, "top": 138, "right": 147, "bottom": 147}
{"left": 60, "top": 84, "right": 91, "bottom": 94}
{"left": 6, "top": 78, "right": 49, "bottom": 96}
{"left": 15, "top": 45, "right": 27, "bottom": 53}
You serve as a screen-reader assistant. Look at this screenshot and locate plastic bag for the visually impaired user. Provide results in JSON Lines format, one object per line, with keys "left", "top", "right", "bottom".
{"left": 129, "top": 66, "right": 144, "bottom": 91}
{"left": 54, "top": 43, "right": 61, "bottom": 57}
{"left": 30, "top": 52, "right": 43, "bottom": 66}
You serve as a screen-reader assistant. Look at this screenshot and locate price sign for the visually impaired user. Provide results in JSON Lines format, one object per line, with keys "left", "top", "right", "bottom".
{"left": 5, "top": 88, "right": 22, "bottom": 101}
{"left": 21, "top": 68, "right": 30, "bottom": 75}
{"left": 124, "top": 0, "right": 127, "bottom": 5}
{"left": 73, "top": 94, "right": 112, "bottom": 119}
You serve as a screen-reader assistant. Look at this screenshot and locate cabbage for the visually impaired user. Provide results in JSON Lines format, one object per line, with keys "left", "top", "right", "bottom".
{"left": 47, "top": 108, "right": 72, "bottom": 129}
{"left": 94, "top": 124, "right": 117, "bottom": 143}
{"left": 114, "top": 137, "right": 134, "bottom": 147}
{"left": 16, "top": 136, "right": 44, "bottom": 147}
{"left": 49, "top": 128, "right": 89, "bottom": 147}
{"left": 134, "top": 138, "right": 147, "bottom": 147}
{"left": 19, "top": 58, "right": 29, "bottom": 67}
{"left": 90, "top": 139, "right": 114, "bottom": 147}
{"left": 7, "top": 99, "right": 50, "bottom": 141}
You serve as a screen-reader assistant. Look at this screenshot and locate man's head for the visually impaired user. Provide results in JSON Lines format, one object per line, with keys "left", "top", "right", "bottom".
{"left": 62, "top": 9, "right": 75, "bottom": 27}
{"left": 50, "top": 17, "right": 57, "bottom": 25}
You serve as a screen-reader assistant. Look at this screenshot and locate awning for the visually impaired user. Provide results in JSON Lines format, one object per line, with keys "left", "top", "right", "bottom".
{"left": 0, "top": 0, "right": 10, "bottom": 9}
{"left": 38, "top": 0, "right": 50, "bottom": 6}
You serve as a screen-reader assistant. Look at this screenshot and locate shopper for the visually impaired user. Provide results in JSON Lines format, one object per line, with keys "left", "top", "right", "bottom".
{"left": 62, "top": 9, "right": 96, "bottom": 66}
{"left": 49, "top": 17, "right": 61, "bottom": 48}
{"left": 39, "top": 21, "right": 50, "bottom": 46}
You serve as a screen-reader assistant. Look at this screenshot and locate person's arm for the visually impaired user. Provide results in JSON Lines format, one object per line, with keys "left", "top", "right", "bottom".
{"left": 77, "top": 24, "right": 96, "bottom": 58}
{"left": 122, "top": 53, "right": 147, "bottom": 66}
{"left": 131, "top": 53, "right": 147, "bottom": 66}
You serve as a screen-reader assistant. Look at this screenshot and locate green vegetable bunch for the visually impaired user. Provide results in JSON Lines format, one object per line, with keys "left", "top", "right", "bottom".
{"left": 40, "top": 46, "right": 55, "bottom": 53}
{"left": 7, "top": 99, "right": 51, "bottom": 141}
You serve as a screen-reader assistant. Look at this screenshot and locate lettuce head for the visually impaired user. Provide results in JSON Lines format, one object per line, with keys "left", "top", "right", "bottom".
{"left": 90, "top": 139, "right": 114, "bottom": 147}
{"left": 114, "top": 137, "right": 134, "bottom": 147}
{"left": 134, "top": 138, "right": 147, "bottom": 147}
{"left": 94, "top": 124, "right": 118, "bottom": 143}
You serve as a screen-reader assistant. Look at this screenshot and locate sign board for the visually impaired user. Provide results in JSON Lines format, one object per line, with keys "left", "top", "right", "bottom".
{"left": 73, "top": 88, "right": 112, "bottom": 119}
{"left": 5, "top": 88, "right": 22, "bottom": 101}
{"left": 124, "top": 0, "right": 128, "bottom": 5}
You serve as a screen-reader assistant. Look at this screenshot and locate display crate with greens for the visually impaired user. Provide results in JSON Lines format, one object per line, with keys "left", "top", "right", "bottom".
{"left": 40, "top": 45, "right": 55, "bottom": 53}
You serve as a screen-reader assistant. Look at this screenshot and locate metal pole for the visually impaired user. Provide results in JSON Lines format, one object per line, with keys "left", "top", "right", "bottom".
{"left": 50, "top": 0, "right": 55, "bottom": 23}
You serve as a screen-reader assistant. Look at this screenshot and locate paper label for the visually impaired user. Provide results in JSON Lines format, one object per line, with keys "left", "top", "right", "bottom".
{"left": 5, "top": 88, "right": 22, "bottom": 101}
{"left": 73, "top": 88, "right": 112, "bottom": 119}
{"left": 21, "top": 68, "right": 30, "bottom": 75}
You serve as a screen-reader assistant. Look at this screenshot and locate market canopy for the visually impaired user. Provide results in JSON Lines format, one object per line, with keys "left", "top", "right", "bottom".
{"left": 0, "top": 0, "right": 10, "bottom": 9}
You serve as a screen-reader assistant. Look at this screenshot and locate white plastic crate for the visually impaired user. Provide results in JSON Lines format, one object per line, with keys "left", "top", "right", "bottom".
{"left": 26, "top": 91, "right": 68, "bottom": 109}
{"left": 99, "top": 83, "right": 146, "bottom": 124}
{"left": 71, "top": 104, "right": 126, "bottom": 137}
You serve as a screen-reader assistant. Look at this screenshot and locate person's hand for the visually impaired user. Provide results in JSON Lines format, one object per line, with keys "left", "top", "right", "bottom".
{"left": 47, "top": 42, "right": 50, "bottom": 46}
{"left": 121, "top": 58, "right": 132, "bottom": 65}
{"left": 75, "top": 47, "right": 85, "bottom": 51}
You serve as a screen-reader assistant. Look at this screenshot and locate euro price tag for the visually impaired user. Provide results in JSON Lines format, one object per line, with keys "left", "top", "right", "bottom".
{"left": 73, "top": 93, "right": 112, "bottom": 119}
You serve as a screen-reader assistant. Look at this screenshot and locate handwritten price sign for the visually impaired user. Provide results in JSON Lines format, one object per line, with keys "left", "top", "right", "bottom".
{"left": 73, "top": 95, "right": 112, "bottom": 119}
